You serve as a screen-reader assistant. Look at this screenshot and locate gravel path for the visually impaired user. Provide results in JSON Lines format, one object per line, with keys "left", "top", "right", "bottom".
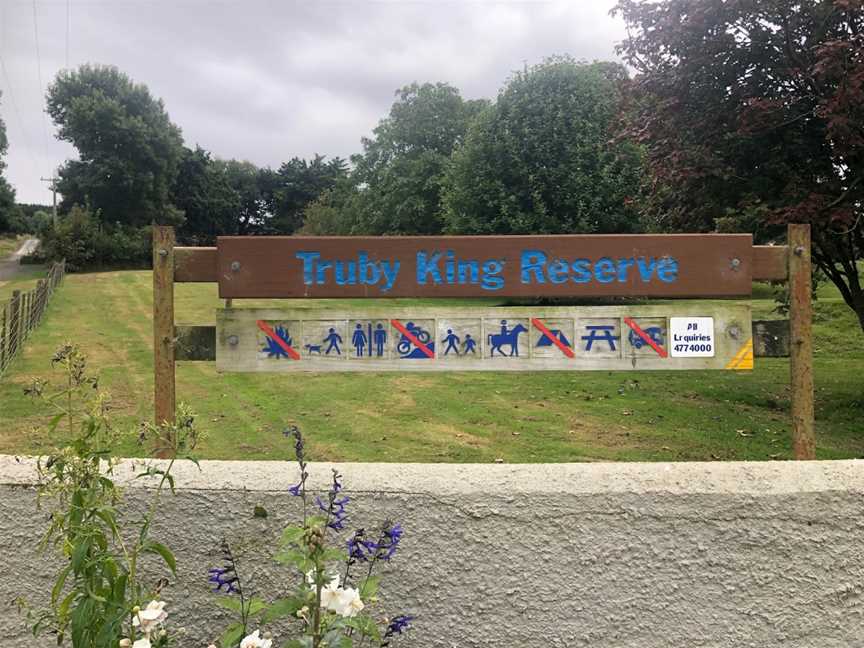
{"left": 0, "top": 238, "right": 39, "bottom": 281}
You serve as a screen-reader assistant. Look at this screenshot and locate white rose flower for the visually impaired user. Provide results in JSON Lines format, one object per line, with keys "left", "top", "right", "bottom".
{"left": 320, "top": 582, "right": 341, "bottom": 610}
{"left": 119, "top": 640, "right": 132, "bottom": 648}
{"left": 132, "top": 600, "right": 167, "bottom": 635}
{"left": 240, "top": 629, "right": 273, "bottom": 648}
{"left": 131, "top": 638, "right": 151, "bottom": 648}
{"left": 328, "top": 586, "right": 364, "bottom": 618}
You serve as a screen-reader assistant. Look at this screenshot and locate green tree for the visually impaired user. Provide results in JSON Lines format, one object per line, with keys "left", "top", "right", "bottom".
{"left": 263, "top": 155, "right": 348, "bottom": 234}
{"left": 172, "top": 146, "right": 241, "bottom": 242}
{"left": 614, "top": 0, "right": 864, "bottom": 331}
{"left": 0, "top": 90, "right": 17, "bottom": 232}
{"left": 212, "top": 158, "right": 270, "bottom": 235}
{"left": 442, "top": 57, "right": 644, "bottom": 235}
{"left": 46, "top": 64, "right": 184, "bottom": 226}
{"left": 346, "top": 82, "right": 487, "bottom": 234}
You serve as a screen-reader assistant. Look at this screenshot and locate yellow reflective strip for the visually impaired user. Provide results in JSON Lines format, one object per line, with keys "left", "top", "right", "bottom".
{"left": 725, "top": 339, "right": 753, "bottom": 370}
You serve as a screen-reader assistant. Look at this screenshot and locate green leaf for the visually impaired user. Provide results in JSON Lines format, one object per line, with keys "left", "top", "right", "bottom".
{"left": 273, "top": 548, "right": 311, "bottom": 571}
{"left": 220, "top": 622, "right": 246, "bottom": 648}
{"left": 345, "top": 615, "right": 380, "bottom": 642}
{"left": 214, "top": 597, "right": 244, "bottom": 613}
{"left": 359, "top": 575, "right": 380, "bottom": 601}
{"left": 262, "top": 596, "right": 306, "bottom": 624}
{"left": 51, "top": 565, "right": 72, "bottom": 605}
{"left": 280, "top": 525, "right": 305, "bottom": 546}
{"left": 247, "top": 597, "right": 267, "bottom": 616}
{"left": 282, "top": 639, "right": 313, "bottom": 648}
{"left": 46, "top": 412, "right": 65, "bottom": 433}
{"left": 70, "top": 538, "right": 90, "bottom": 573}
{"left": 142, "top": 540, "right": 176, "bottom": 575}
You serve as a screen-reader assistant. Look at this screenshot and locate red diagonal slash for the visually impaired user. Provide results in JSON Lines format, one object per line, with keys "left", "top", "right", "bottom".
{"left": 256, "top": 320, "right": 301, "bottom": 360}
{"left": 390, "top": 319, "right": 435, "bottom": 358}
{"left": 531, "top": 318, "right": 575, "bottom": 358}
{"left": 623, "top": 317, "right": 668, "bottom": 358}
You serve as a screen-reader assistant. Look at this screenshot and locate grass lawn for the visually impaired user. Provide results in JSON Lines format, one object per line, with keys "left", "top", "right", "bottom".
{"left": 0, "top": 269, "right": 862, "bottom": 462}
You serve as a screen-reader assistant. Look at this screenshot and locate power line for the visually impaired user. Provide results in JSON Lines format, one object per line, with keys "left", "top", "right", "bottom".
{"left": 0, "top": 53, "right": 41, "bottom": 178}
{"left": 31, "top": 0, "right": 51, "bottom": 157}
{"left": 65, "top": 0, "right": 71, "bottom": 69}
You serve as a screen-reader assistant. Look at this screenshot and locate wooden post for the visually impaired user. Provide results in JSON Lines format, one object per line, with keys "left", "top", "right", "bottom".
{"left": 9, "top": 290, "right": 21, "bottom": 358}
{"left": 788, "top": 223, "right": 815, "bottom": 459}
{"left": 153, "top": 226, "right": 176, "bottom": 427}
{"left": 0, "top": 303, "right": 7, "bottom": 371}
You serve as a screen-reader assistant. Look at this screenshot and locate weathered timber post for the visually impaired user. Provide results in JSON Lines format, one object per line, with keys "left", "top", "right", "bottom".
{"left": 0, "top": 303, "right": 7, "bottom": 371}
{"left": 153, "top": 226, "right": 176, "bottom": 428}
{"left": 788, "top": 223, "right": 815, "bottom": 460}
{"left": 9, "top": 290, "right": 21, "bottom": 358}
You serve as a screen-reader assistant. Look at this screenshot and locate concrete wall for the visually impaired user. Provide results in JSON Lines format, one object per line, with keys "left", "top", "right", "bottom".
{"left": 2, "top": 456, "right": 864, "bottom": 647}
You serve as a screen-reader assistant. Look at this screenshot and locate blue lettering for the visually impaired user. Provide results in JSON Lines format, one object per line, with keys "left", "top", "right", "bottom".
{"left": 445, "top": 250, "right": 456, "bottom": 283}
{"left": 481, "top": 259, "right": 504, "bottom": 290}
{"left": 636, "top": 257, "right": 657, "bottom": 282}
{"left": 358, "top": 252, "right": 380, "bottom": 286}
{"left": 521, "top": 250, "right": 547, "bottom": 284}
{"left": 457, "top": 259, "right": 479, "bottom": 284}
{"left": 547, "top": 259, "right": 569, "bottom": 284}
{"left": 334, "top": 260, "right": 357, "bottom": 285}
{"left": 594, "top": 257, "right": 616, "bottom": 283}
{"left": 616, "top": 258, "right": 634, "bottom": 282}
{"left": 295, "top": 251, "right": 320, "bottom": 285}
{"left": 416, "top": 251, "right": 443, "bottom": 285}
{"left": 380, "top": 260, "right": 400, "bottom": 292}
{"left": 315, "top": 259, "right": 332, "bottom": 284}
{"left": 571, "top": 259, "right": 592, "bottom": 283}
{"left": 657, "top": 257, "right": 678, "bottom": 283}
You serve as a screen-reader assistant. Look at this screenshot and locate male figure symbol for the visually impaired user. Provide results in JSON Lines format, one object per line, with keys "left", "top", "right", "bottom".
{"left": 373, "top": 323, "right": 387, "bottom": 356}
{"left": 323, "top": 328, "right": 343, "bottom": 355}
{"left": 442, "top": 329, "right": 461, "bottom": 355}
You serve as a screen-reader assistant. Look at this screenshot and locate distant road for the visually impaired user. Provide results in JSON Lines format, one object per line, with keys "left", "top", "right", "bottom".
{"left": 0, "top": 238, "right": 40, "bottom": 281}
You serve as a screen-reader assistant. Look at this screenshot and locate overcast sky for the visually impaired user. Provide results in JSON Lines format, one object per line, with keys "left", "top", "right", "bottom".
{"left": 1, "top": 0, "right": 626, "bottom": 204}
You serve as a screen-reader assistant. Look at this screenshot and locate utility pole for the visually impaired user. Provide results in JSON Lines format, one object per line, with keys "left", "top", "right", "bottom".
{"left": 39, "top": 175, "right": 58, "bottom": 228}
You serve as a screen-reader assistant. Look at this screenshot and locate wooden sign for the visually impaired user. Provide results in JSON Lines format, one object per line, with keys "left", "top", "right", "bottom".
{"left": 216, "top": 234, "right": 753, "bottom": 299}
{"left": 216, "top": 304, "right": 753, "bottom": 373}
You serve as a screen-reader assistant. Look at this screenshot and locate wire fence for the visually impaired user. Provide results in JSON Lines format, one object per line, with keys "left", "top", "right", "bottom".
{"left": 0, "top": 260, "right": 66, "bottom": 378}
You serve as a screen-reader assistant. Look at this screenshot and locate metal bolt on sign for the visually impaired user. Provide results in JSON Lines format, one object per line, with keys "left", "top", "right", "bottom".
{"left": 227, "top": 335, "right": 239, "bottom": 347}
{"left": 730, "top": 257, "right": 741, "bottom": 270}
{"left": 230, "top": 261, "right": 242, "bottom": 272}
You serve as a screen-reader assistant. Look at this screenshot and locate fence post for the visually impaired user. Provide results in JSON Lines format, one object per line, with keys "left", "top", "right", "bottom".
{"left": 9, "top": 290, "right": 21, "bottom": 358}
{"left": 153, "top": 226, "right": 176, "bottom": 428}
{"left": 788, "top": 223, "right": 815, "bottom": 460}
{"left": 36, "top": 280, "right": 45, "bottom": 323}
{"left": 0, "top": 304, "right": 7, "bottom": 372}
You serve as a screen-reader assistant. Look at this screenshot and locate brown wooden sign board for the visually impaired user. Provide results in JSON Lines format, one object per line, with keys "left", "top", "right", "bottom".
{"left": 216, "top": 234, "right": 753, "bottom": 299}
{"left": 216, "top": 304, "right": 753, "bottom": 373}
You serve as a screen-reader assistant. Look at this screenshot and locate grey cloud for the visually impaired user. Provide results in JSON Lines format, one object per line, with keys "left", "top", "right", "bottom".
{"left": 1, "top": 0, "right": 625, "bottom": 203}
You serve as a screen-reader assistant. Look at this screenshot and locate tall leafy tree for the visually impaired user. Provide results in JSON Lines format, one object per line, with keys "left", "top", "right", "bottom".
{"left": 262, "top": 155, "right": 348, "bottom": 234}
{"left": 614, "top": 0, "right": 864, "bottom": 331}
{"left": 345, "top": 82, "right": 487, "bottom": 234}
{"left": 211, "top": 159, "right": 270, "bottom": 235}
{"left": 0, "top": 91, "right": 17, "bottom": 232}
{"left": 442, "top": 58, "right": 644, "bottom": 235}
{"left": 46, "top": 64, "right": 184, "bottom": 226}
{"left": 172, "top": 146, "right": 241, "bottom": 242}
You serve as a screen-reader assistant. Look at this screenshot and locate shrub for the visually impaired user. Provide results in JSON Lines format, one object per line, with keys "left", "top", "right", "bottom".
{"left": 39, "top": 205, "right": 151, "bottom": 271}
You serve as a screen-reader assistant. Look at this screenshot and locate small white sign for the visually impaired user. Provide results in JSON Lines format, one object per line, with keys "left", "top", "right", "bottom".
{"left": 670, "top": 317, "right": 715, "bottom": 357}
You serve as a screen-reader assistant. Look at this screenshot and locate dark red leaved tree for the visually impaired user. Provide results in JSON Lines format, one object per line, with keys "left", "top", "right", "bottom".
{"left": 615, "top": 0, "right": 864, "bottom": 330}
